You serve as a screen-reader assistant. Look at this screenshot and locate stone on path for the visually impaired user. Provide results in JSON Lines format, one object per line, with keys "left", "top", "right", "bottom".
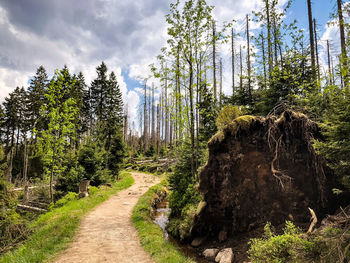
{"left": 203, "top": 248, "right": 219, "bottom": 261}
{"left": 215, "top": 248, "right": 234, "bottom": 263}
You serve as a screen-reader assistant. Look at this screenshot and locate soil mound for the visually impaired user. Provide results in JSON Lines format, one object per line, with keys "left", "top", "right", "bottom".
{"left": 193, "top": 111, "right": 335, "bottom": 238}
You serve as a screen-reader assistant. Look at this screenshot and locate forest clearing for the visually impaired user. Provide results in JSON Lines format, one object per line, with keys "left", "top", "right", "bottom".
{"left": 0, "top": 0, "right": 350, "bottom": 262}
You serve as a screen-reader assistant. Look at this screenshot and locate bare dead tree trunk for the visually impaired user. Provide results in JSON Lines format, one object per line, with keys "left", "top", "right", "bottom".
{"left": 156, "top": 104, "right": 160, "bottom": 155}
{"left": 272, "top": 16, "right": 278, "bottom": 67}
{"left": 148, "top": 86, "right": 151, "bottom": 141}
{"left": 246, "top": 14, "right": 252, "bottom": 102}
{"left": 161, "top": 88, "right": 164, "bottom": 146}
{"left": 327, "top": 40, "right": 332, "bottom": 84}
{"left": 212, "top": 20, "right": 217, "bottom": 103}
{"left": 240, "top": 45, "right": 243, "bottom": 93}
{"left": 189, "top": 62, "right": 196, "bottom": 179}
{"left": 219, "top": 58, "right": 223, "bottom": 107}
{"left": 313, "top": 19, "right": 320, "bottom": 82}
{"left": 331, "top": 56, "right": 336, "bottom": 85}
{"left": 337, "top": 0, "right": 349, "bottom": 86}
{"left": 143, "top": 81, "right": 148, "bottom": 152}
{"left": 175, "top": 47, "right": 180, "bottom": 145}
{"left": 307, "top": 0, "right": 316, "bottom": 81}
{"left": 151, "top": 83, "right": 155, "bottom": 146}
{"left": 231, "top": 28, "right": 235, "bottom": 95}
{"left": 266, "top": 0, "right": 273, "bottom": 77}
{"left": 165, "top": 70, "right": 168, "bottom": 149}
{"left": 261, "top": 32, "right": 267, "bottom": 90}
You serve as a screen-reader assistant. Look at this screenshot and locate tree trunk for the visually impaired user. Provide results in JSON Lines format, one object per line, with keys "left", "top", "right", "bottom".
{"left": 143, "top": 81, "right": 148, "bottom": 151}
{"left": 156, "top": 104, "right": 160, "bottom": 155}
{"left": 151, "top": 83, "right": 155, "bottom": 145}
{"left": 232, "top": 28, "right": 235, "bottom": 95}
{"left": 313, "top": 19, "right": 320, "bottom": 82}
{"left": 189, "top": 63, "right": 195, "bottom": 178}
{"left": 240, "top": 45, "right": 243, "bottom": 93}
{"left": 246, "top": 14, "right": 252, "bottom": 102}
{"left": 327, "top": 40, "right": 332, "bottom": 84}
{"left": 261, "top": 33, "right": 267, "bottom": 90}
{"left": 307, "top": 0, "right": 316, "bottom": 81}
{"left": 212, "top": 20, "right": 217, "bottom": 103}
{"left": 219, "top": 58, "right": 223, "bottom": 106}
{"left": 266, "top": 0, "right": 273, "bottom": 76}
{"left": 337, "top": 0, "right": 348, "bottom": 86}
{"left": 165, "top": 71, "right": 168, "bottom": 148}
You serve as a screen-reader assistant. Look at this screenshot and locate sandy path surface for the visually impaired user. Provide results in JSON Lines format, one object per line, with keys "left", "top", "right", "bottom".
{"left": 54, "top": 172, "right": 159, "bottom": 263}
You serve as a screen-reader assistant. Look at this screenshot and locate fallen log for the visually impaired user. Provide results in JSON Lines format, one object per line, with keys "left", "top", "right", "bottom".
{"left": 17, "top": 204, "right": 47, "bottom": 212}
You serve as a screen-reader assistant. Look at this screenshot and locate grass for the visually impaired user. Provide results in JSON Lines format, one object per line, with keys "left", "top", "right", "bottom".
{"left": 131, "top": 179, "right": 195, "bottom": 263}
{"left": 0, "top": 171, "right": 134, "bottom": 263}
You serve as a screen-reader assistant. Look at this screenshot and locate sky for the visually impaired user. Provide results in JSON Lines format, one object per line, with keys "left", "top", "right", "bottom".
{"left": 0, "top": 0, "right": 344, "bottom": 131}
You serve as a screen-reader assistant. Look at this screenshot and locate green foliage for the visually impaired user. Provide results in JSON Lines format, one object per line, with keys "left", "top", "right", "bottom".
{"left": 35, "top": 69, "right": 78, "bottom": 201}
{"left": 132, "top": 179, "right": 195, "bottom": 263}
{"left": 167, "top": 203, "right": 197, "bottom": 241}
{"left": 106, "top": 129, "right": 125, "bottom": 178}
{"left": 314, "top": 85, "right": 350, "bottom": 190}
{"left": 0, "top": 178, "right": 26, "bottom": 250}
{"left": 198, "top": 87, "right": 218, "bottom": 142}
{"left": 248, "top": 221, "right": 315, "bottom": 263}
{"left": 51, "top": 192, "right": 79, "bottom": 209}
{"left": 77, "top": 137, "right": 115, "bottom": 186}
{"left": 168, "top": 140, "right": 201, "bottom": 217}
{"left": 0, "top": 172, "right": 133, "bottom": 263}
{"left": 54, "top": 153, "right": 84, "bottom": 198}
{"left": 167, "top": 139, "right": 202, "bottom": 240}
{"left": 0, "top": 146, "right": 27, "bottom": 250}
{"left": 216, "top": 105, "right": 242, "bottom": 131}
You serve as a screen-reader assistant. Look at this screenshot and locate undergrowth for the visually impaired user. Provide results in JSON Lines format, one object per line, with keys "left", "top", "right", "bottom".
{"left": 0, "top": 171, "right": 134, "bottom": 263}
{"left": 131, "top": 179, "right": 195, "bottom": 263}
{"left": 248, "top": 219, "right": 350, "bottom": 263}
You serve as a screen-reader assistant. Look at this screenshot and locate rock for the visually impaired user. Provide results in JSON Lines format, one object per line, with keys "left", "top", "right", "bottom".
{"left": 215, "top": 248, "right": 234, "bottom": 263}
{"left": 192, "top": 111, "right": 335, "bottom": 238}
{"left": 203, "top": 248, "right": 219, "bottom": 261}
{"left": 191, "top": 236, "right": 206, "bottom": 247}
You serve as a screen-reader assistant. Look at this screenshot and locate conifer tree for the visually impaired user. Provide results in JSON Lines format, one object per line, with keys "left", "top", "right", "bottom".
{"left": 27, "top": 66, "right": 48, "bottom": 134}
{"left": 36, "top": 70, "right": 78, "bottom": 202}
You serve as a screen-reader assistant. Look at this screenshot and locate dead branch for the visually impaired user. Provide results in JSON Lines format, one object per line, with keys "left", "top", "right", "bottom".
{"left": 307, "top": 207, "right": 318, "bottom": 234}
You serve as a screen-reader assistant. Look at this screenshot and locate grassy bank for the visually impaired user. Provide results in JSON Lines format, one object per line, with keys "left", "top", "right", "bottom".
{"left": 131, "top": 180, "right": 195, "bottom": 263}
{"left": 0, "top": 171, "right": 134, "bottom": 263}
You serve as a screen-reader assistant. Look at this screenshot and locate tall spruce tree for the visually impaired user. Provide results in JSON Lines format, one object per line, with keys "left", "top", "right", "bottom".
{"left": 27, "top": 66, "right": 48, "bottom": 134}
{"left": 91, "top": 62, "right": 109, "bottom": 123}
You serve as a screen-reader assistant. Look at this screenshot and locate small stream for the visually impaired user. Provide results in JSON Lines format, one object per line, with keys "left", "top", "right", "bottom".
{"left": 152, "top": 201, "right": 209, "bottom": 263}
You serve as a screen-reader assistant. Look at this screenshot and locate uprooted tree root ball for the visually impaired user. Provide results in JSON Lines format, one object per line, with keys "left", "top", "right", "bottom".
{"left": 192, "top": 110, "right": 338, "bottom": 239}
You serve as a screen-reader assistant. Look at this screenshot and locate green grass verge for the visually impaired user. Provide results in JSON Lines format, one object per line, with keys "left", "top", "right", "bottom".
{"left": 131, "top": 180, "right": 195, "bottom": 263}
{"left": 0, "top": 171, "right": 134, "bottom": 263}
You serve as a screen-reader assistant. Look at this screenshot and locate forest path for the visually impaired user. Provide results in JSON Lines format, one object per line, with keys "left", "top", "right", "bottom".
{"left": 54, "top": 172, "right": 159, "bottom": 263}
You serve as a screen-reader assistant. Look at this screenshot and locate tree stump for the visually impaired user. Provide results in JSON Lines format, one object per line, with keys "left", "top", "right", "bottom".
{"left": 23, "top": 181, "right": 30, "bottom": 204}
{"left": 79, "top": 180, "right": 90, "bottom": 198}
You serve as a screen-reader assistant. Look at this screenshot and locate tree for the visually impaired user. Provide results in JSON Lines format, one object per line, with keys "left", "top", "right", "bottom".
{"left": 104, "top": 71, "right": 124, "bottom": 150}
{"left": 337, "top": 0, "right": 349, "bottom": 86}
{"left": 307, "top": 0, "right": 316, "bottom": 81}
{"left": 27, "top": 66, "right": 48, "bottom": 134}
{"left": 91, "top": 62, "right": 109, "bottom": 122}
{"left": 36, "top": 70, "right": 78, "bottom": 202}
{"left": 166, "top": 0, "right": 214, "bottom": 177}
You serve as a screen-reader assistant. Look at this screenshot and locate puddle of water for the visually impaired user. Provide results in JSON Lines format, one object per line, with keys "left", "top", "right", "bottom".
{"left": 152, "top": 201, "right": 170, "bottom": 240}
{"left": 152, "top": 201, "right": 209, "bottom": 263}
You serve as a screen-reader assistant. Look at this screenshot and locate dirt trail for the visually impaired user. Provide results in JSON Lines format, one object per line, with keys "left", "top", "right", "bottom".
{"left": 54, "top": 172, "right": 160, "bottom": 263}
